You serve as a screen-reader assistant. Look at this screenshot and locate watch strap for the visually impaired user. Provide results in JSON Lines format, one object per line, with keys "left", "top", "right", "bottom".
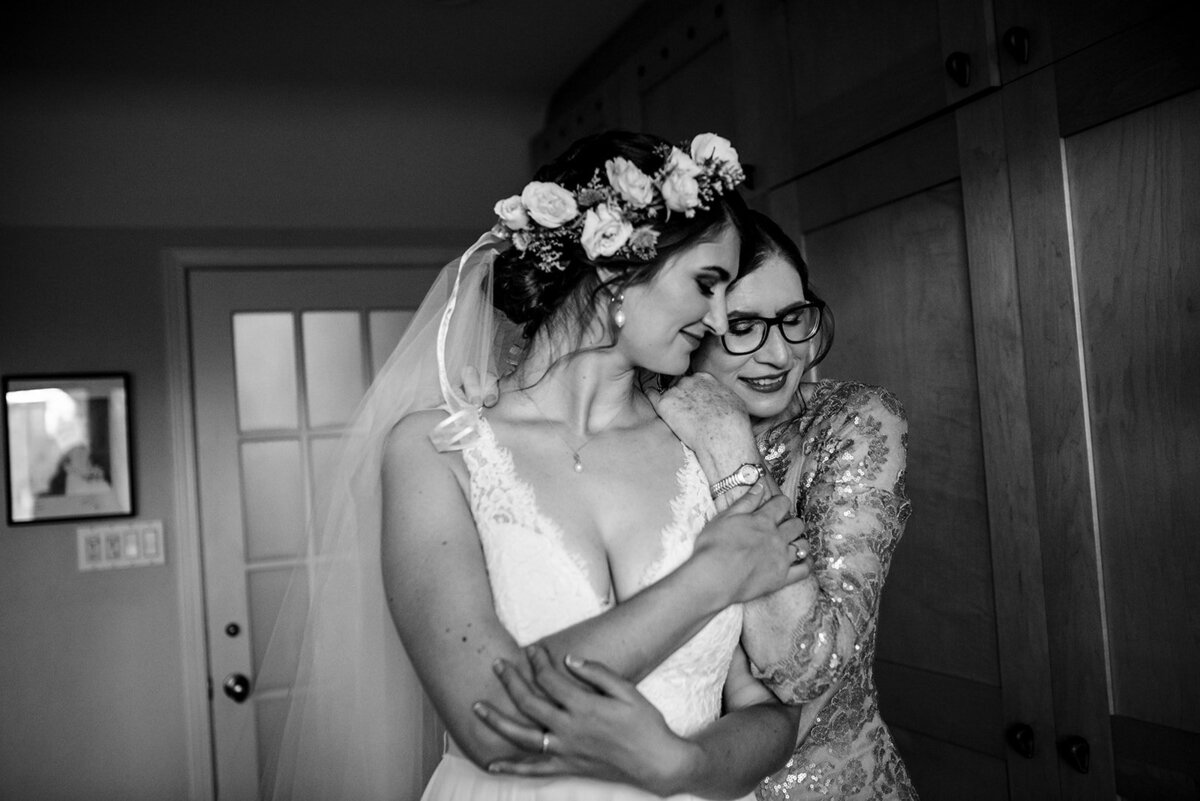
{"left": 709, "top": 462, "right": 762, "bottom": 498}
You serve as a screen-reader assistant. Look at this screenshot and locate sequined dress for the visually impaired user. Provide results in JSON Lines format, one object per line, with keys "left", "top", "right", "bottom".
{"left": 750, "top": 381, "right": 917, "bottom": 800}
{"left": 421, "top": 415, "right": 751, "bottom": 801}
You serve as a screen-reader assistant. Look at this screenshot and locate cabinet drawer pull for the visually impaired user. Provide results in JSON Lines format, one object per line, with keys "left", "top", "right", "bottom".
{"left": 1003, "top": 26, "right": 1032, "bottom": 64}
{"left": 945, "top": 52, "right": 972, "bottom": 87}
{"left": 1006, "top": 722, "right": 1036, "bottom": 758}
{"left": 1058, "top": 735, "right": 1090, "bottom": 773}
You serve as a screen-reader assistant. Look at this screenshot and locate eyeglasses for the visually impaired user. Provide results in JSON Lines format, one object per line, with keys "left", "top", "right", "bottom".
{"left": 720, "top": 302, "right": 824, "bottom": 356}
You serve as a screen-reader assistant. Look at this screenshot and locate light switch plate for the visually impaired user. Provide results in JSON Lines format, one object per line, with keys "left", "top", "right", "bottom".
{"left": 78, "top": 520, "right": 165, "bottom": 571}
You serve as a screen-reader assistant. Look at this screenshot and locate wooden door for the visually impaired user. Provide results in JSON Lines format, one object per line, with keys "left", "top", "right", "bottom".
{"left": 1067, "top": 85, "right": 1200, "bottom": 801}
{"left": 1006, "top": 66, "right": 1200, "bottom": 798}
{"left": 758, "top": 97, "right": 1062, "bottom": 799}
{"left": 189, "top": 264, "right": 443, "bottom": 799}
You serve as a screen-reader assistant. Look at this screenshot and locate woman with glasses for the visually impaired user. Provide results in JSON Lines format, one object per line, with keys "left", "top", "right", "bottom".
{"left": 480, "top": 210, "right": 916, "bottom": 799}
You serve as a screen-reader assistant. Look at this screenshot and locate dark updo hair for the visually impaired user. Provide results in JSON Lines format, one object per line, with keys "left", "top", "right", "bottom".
{"left": 493, "top": 130, "right": 749, "bottom": 342}
{"left": 738, "top": 210, "right": 835, "bottom": 369}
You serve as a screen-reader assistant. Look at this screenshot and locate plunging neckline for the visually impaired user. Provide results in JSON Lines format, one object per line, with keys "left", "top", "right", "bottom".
{"left": 471, "top": 415, "right": 699, "bottom": 606}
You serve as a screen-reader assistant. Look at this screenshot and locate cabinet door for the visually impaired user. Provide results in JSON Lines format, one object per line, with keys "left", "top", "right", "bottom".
{"left": 1006, "top": 67, "right": 1200, "bottom": 800}
{"left": 760, "top": 98, "right": 1061, "bottom": 799}
{"left": 993, "top": 0, "right": 1187, "bottom": 81}
{"left": 1069, "top": 85, "right": 1200, "bottom": 801}
{"left": 780, "top": 0, "right": 998, "bottom": 174}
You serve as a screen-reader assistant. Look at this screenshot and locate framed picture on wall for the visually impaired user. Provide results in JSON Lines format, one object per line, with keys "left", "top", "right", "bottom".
{"left": 3, "top": 373, "right": 135, "bottom": 525}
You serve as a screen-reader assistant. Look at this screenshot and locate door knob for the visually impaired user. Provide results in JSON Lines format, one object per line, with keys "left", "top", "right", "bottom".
{"left": 1006, "top": 722, "right": 1036, "bottom": 758}
{"left": 223, "top": 672, "right": 252, "bottom": 703}
{"left": 1058, "top": 735, "right": 1090, "bottom": 773}
{"left": 1002, "top": 26, "right": 1032, "bottom": 64}
{"left": 945, "top": 52, "right": 972, "bottom": 87}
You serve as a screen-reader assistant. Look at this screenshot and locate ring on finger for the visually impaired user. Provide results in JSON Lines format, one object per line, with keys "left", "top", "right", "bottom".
{"left": 540, "top": 731, "right": 551, "bottom": 754}
{"left": 791, "top": 542, "right": 809, "bottom": 563}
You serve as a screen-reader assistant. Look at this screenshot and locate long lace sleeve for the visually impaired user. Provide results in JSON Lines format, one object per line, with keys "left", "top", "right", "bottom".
{"left": 744, "top": 382, "right": 910, "bottom": 703}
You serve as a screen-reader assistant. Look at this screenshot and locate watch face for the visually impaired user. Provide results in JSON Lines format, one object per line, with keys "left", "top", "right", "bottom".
{"left": 737, "top": 464, "right": 760, "bottom": 484}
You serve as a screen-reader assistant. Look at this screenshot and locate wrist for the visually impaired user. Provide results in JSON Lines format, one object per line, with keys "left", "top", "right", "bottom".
{"left": 696, "top": 435, "right": 760, "bottom": 487}
{"left": 680, "top": 544, "right": 742, "bottom": 614}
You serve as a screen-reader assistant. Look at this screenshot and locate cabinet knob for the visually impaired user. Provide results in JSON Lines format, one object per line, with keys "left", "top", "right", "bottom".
{"left": 945, "top": 52, "right": 972, "bottom": 87}
{"left": 1006, "top": 722, "right": 1036, "bottom": 758}
{"left": 1002, "top": 26, "right": 1032, "bottom": 64}
{"left": 223, "top": 672, "right": 252, "bottom": 703}
{"left": 1058, "top": 735, "right": 1090, "bottom": 773}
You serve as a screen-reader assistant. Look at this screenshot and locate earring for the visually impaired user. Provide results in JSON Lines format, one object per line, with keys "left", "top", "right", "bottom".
{"left": 610, "top": 292, "right": 626, "bottom": 329}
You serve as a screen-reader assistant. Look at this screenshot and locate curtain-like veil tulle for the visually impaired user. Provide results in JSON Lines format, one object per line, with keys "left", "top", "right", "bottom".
{"left": 245, "top": 232, "right": 510, "bottom": 800}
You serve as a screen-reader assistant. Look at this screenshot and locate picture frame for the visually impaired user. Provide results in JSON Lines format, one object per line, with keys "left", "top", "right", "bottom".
{"left": 3, "top": 373, "right": 135, "bottom": 525}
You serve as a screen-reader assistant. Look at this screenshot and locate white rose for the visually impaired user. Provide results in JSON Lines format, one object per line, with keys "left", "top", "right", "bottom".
{"left": 660, "top": 149, "right": 702, "bottom": 213}
{"left": 520, "top": 181, "right": 579, "bottom": 228}
{"left": 579, "top": 204, "right": 633, "bottom": 260}
{"left": 690, "top": 133, "right": 740, "bottom": 166}
{"left": 605, "top": 157, "right": 655, "bottom": 208}
{"left": 493, "top": 195, "right": 530, "bottom": 230}
{"left": 666, "top": 147, "right": 702, "bottom": 178}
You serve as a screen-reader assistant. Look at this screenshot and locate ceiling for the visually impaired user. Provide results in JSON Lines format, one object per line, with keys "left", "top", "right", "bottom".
{"left": 3, "top": 0, "right": 647, "bottom": 97}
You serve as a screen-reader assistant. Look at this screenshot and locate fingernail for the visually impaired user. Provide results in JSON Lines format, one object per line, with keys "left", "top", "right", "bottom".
{"left": 472, "top": 702, "right": 487, "bottom": 717}
{"left": 487, "top": 763, "right": 503, "bottom": 773}
{"left": 564, "top": 654, "right": 584, "bottom": 669}
{"left": 749, "top": 481, "right": 764, "bottom": 493}
{"left": 492, "top": 659, "right": 505, "bottom": 676}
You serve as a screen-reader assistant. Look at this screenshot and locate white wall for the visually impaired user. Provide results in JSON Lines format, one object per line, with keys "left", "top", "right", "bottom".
{"left": 1, "top": 77, "right": 542, "bottom": 229}
{"left": 0, "top": 74, "right": 543, "bottom": 800}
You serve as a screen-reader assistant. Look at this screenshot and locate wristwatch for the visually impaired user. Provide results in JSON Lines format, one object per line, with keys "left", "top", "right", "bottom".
{"left": 709, "top": 462, "right": 763, "bottom": 498}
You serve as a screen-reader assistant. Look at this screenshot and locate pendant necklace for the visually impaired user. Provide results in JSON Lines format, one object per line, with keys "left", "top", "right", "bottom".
{"left": 523, "top": 390, "right": 622, "bottom": 473}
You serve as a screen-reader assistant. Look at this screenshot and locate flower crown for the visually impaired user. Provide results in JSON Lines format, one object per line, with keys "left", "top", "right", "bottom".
{"left": 491, "top": 133, "right": 746, "bottom": 273}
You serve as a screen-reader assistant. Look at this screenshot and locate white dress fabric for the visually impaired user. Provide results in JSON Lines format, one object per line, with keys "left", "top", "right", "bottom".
{"left": 421, "top": 415, "right": 750, "bottom": 801}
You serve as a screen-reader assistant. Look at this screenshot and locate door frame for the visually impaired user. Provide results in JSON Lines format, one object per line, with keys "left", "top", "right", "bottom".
{"left": 162, "top": 246, "right": 461, "bottom": 800}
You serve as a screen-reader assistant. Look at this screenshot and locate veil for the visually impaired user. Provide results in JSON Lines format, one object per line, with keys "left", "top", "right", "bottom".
{"left": 251, "top": 231, "right": 511, "bottom": 800}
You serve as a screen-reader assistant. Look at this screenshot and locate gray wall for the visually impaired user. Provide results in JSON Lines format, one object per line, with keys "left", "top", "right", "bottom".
{"left": 0, "top": 76, "right": 542, "bottom": 800}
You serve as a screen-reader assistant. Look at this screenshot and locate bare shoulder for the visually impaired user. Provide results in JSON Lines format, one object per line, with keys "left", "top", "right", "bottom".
{"left": 385, "top": 408, "right": 451, "bottom": 449}
{"left": 382, "top": 408, "right": 470, "bottom": 491}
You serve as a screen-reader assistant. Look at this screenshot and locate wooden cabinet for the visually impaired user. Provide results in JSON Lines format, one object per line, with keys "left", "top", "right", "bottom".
{"left": 532, "top": 0, "right": 737, "bottom": 169}
{"left": 777, "top": 0, "right": 998, "bottom": 175}
{"left": 766, "top": 95, "right": 1067, "bottom": 800}
{"left": 992, "top": 0, "right": 1188, "bottom": 82}
{"left": 1005, "top": 72, "right": 1200, "bottom": 801}
{"left": 538, "top": 2, "right": 1199, "bottom": 797}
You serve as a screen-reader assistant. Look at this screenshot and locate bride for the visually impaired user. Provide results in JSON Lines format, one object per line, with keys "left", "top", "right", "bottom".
{"left": 265, "top": 130, "right": 814, "bottom": 800}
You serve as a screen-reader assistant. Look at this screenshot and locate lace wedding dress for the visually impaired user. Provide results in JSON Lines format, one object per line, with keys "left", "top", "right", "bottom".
{"left": 421, "top": 415, "right": 751, "bottom": 801}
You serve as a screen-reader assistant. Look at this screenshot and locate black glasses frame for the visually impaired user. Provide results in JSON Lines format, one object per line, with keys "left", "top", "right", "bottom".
{"left": 720, "top": 301, "right": 825, "bottom": 355}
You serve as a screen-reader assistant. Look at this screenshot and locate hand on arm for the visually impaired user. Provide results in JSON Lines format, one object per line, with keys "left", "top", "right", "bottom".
{"left": 744, "top": 387, "right": 911, "bottom": 703}
{"left": 382, "top": 413, "right": 810, "bottom": 768}
{"left": 530, "top": 484, "right": 811, "bottom": 686}
{"left": 647, "top": 373, "right": 765, "bottom": 511}
{"left": 475, "top": 646, "right": 799, "bottom": 799}
{"left": 381, "top": 412, "right": 538, "bottom": 767}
